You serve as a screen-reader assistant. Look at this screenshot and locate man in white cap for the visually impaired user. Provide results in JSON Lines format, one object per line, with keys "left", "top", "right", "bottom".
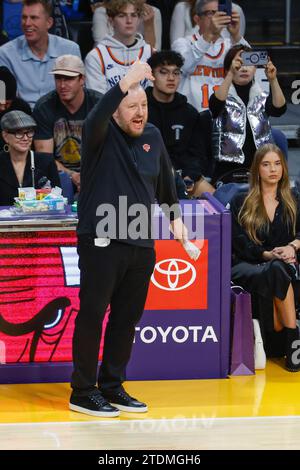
{"left": 33, "top": 55, "right": 102, "bottom": 193}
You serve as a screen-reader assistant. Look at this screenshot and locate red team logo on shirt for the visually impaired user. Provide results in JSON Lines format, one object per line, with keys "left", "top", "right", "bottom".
{"left": 142, "top": 144, "right": 151, "bottom": 152}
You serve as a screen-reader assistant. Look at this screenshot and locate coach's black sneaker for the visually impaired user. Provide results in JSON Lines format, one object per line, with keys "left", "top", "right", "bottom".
{"left": 101, "top": 388, "right": 148, "bottom": 413}
{"left": 69, "top": 390, "right": 120, "bottom": 417}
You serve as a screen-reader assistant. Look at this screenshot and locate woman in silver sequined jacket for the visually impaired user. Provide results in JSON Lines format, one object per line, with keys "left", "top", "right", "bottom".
{"left": 209, "top": 44, "right": 286, "bottom": 184}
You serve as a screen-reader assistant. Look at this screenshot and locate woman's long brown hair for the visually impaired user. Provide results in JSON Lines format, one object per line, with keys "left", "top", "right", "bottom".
{"left": 238, "top": 144, "right": 297, "bottom": 244}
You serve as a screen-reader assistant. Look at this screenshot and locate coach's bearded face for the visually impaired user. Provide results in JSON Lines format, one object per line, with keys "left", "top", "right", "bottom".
{"left": 113, "top": 86, "right": 148, "bottom": 137}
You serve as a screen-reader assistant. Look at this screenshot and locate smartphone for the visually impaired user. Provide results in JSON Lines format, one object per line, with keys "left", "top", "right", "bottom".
{"left": 241, "top": 51, "right": 268, "bottom": 67}
{"left": 218, "top": 0, "right": 232, "bottom": 16}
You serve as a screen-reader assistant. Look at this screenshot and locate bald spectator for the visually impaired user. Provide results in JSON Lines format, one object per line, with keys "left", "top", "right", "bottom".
{"left": 33, "top": 55, "right": 101, "bottom": 194}
{"left": 0, "top": 0, "right": 81, "bottom": 109}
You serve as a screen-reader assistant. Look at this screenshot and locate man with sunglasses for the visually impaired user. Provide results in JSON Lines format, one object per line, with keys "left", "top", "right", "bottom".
{"left": 146, "top": 50, "right": 214, "bottom": 197}
{"left": 172, "top": 0, "right": 249, "bottom": 113}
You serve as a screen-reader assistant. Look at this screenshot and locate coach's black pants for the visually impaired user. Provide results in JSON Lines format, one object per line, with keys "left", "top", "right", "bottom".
{"left": 71, "top": 237, "right": 155, "bottom": 395}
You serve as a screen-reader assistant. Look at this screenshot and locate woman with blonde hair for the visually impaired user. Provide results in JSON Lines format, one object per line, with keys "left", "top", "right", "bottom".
{"left": 231, "top": 143, "right": 300, "bottom": 372}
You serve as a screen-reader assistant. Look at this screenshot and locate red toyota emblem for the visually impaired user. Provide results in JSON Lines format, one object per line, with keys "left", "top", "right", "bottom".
{"left": 145, "top": 240, "right": 208, "bottom": 311}
{"left": 143, "top": 144, "right": 151, "bottom": 152}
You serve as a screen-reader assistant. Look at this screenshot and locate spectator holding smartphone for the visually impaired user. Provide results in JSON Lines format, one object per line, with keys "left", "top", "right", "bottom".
{"left": 172, "top": 0, "right": 249, "bottom": 113}
{"left": 170, "top": 0, "right": 245, "bottom": 45}
{"left": 209, "top": 44, "right": 286, "bottom": 184}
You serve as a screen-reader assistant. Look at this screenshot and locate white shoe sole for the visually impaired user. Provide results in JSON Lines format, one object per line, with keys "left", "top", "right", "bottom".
{"left": 254, "top": 342, "right": 267, "bottom": 369}
{"left": 110, "top": 403, "right": 148, "bottom": 413}
{"left": 253, "top": 319, "right": 266, "bottom": 369}
{"left": 69, "top": 403, "right": 120, "bottom": 417}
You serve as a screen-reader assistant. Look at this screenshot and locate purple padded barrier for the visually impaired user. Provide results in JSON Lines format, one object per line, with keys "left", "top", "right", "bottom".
{"left": 126, "top": 197, "right": 232, "bottom": 380}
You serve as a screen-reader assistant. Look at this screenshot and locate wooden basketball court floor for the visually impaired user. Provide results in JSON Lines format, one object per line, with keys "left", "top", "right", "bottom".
{"left": 1, "top": 360, "right": 300, "bottom": 450}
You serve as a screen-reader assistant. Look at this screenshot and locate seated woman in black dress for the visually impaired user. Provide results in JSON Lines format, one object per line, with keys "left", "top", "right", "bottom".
{"left": 0, "top": 110, "right": 60, "bottom": 206}
{"left": 231, "top": 143, "right": 300, "bottom": 372}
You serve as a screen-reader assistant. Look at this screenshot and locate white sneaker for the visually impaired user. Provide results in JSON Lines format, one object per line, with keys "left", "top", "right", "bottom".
{"left": 253, "top": 319, "right": 266, "bottom": 369}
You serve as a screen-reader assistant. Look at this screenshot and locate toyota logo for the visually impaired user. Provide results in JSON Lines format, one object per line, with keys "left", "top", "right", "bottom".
{"left": 151, "top": 258, "right": 196, "bottom": 291}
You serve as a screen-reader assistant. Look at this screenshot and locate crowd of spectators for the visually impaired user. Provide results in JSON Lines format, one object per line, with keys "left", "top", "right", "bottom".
{"left": 1, "top": 0, "right": 299, "bottom": 371}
